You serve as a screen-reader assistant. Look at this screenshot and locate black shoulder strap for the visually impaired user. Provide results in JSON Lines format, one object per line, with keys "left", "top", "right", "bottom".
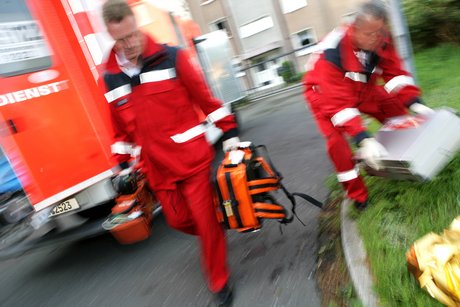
{"left": 291, "top": 192, "right": 323, "bottom": 209}
{"left": 254, "top": 145, "right": 323, "bottom": 226}
{"left": 278, "top": 184, "right": 323, "bottom": 226}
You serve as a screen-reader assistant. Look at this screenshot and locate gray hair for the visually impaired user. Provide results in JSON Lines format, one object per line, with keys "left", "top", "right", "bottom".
{"left": 354, "top": 0, "right": 389, "bottom": 25}
{"left": 102, "top": 0, "right": 134, "bottom": 25}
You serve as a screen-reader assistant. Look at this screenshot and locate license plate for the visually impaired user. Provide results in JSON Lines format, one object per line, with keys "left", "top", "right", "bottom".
{"left": 50, "top": 198, "right": 80, "bottom": 217}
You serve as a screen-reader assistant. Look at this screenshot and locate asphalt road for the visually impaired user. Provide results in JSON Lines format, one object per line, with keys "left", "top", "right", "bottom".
{"left": 0, "top": 87, "right": 333, "bottom": 307}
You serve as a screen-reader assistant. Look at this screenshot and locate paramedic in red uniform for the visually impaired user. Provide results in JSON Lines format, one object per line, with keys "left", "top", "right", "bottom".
{"left": 100, "top": 1, "right": 238, "bottom": 305}
{"left": 303, "top": 0, "right": 434, "bottom": 210}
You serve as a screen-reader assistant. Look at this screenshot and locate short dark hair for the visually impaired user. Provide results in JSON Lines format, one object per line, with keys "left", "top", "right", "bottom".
{"left": 355, "top": 0, "right": 389, "bottom": 25}
{"left": 102, "top": 0, "right": 134, "bottom": 25}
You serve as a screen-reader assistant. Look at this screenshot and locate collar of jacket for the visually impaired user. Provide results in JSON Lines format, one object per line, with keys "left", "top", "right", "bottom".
{"left": 340, "top": 26, "right": 391, "bottom": 72}
{"left": 104, "top": 32, "right": 166, "bottom": 74}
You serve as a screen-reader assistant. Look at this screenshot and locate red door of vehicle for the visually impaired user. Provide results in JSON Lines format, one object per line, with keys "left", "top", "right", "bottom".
{"left": 0, "top": 0, "right": 116, "bottom": 211}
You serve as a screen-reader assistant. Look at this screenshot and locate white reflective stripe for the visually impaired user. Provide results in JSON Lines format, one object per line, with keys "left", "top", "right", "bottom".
{"left": 337, "top": 168, "right": 359, "bottom": 182}
{"left": 384, "top": 75, "right": 415, "bottom": 93}
{"left": 140, "top": 68, "right": 176, "bottom": 83}
{"left": 331, "top": 108, "right": 361, "bottom": 126}
{"left": 111, "top": 142, "right": 135, "bottom": 155}
{"left": 104, "top": 84, "right": 131, "bottom": 103}
{"left": 238, "top": 141, "right": 252, "bottom": 148}
{"left": 345, "top": 72, "right": 367, "bottom": 83}
{"left": 67, "top": 0, "right": 84, "bottom": 13}
{"left": 207, "top": 107, "right": 232, "bottom": 124}
{"left": 84, "top": 34, "right": 103, "bottom": 66}
{"left": 170, "top": 124, "right": 206, "bottom": 143}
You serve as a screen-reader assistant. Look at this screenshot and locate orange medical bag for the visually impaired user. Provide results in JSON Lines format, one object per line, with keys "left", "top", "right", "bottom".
{"left": 214, "top": 143, "right": 322, "bottom": 232}
{"left": 103, "top": 175, "right": 159, "bottom": 244}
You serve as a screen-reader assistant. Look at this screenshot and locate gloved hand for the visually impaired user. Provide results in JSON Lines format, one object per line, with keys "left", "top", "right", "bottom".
{"left": 358, "top": 138, "right": 388, "bottom": 170}
{"left": 222, "top": 136, "right": 241, "bottom": 152}
{"left": 112, "top": 168, "right": 138, "bottom": 195}
{"left": 409, "top": 102, "right": 435, "bottom": 116}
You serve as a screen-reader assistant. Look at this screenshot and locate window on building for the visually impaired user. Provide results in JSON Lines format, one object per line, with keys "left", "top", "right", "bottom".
{"left": 257, "top": 61, "right": 266, "bottom": 72}
{"left": 293, "top": 28, "right": 316, "bottom": 49}
{"left": 239, "top": 16, "right": 274, "bottom": 39}
{"left": 293, "top": 28, "right": 318, "bottom": 57}
{"left": 210, "top": 18, "right": 232, "bottom": 37}
{"left": 280, "top": 0, "right": 307, "bottom": 14}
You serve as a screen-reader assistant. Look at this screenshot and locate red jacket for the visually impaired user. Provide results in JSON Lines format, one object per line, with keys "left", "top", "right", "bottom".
{"left": 100, "top": 34, "right": 237, "bottom": 190}
{"left": 304, "top": 25, "right": 421, "bottom": 138}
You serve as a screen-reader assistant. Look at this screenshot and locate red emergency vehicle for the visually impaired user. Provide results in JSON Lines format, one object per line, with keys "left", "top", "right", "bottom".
{"left": 0, "top": 0, "right": 201, "bottom": 257}
{"left": 0, "top": 0, "right": 243, "bottom": 257}
{"left": 0, "top": 0, "right": 125, "bottom": 257}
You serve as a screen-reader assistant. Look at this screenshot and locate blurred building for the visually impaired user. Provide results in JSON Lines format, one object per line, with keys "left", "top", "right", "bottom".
{"left": 186, "top": 0, "right": 366, "bottom": 91}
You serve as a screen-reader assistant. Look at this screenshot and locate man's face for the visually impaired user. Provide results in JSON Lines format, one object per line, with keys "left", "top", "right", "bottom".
{"left": 352, "top": 15, "right": 386, "bottom": 51}
{"left": 106, "top": 15, "right": 143, "bottom": 63}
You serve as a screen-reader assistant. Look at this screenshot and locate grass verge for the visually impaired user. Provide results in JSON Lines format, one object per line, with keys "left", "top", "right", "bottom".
{"left": 354, "top": 44, "right": 460, "bottom": 306}
{"left": 317, "top": 44, "right": 460, "bottom": 306}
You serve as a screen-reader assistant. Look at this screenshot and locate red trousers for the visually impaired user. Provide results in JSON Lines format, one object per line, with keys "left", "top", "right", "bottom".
{"left": 306, "top": 86, "right": 407, "bottom": 202}
{"left": 155, "top": 167, "right": 229, "bottom": 293}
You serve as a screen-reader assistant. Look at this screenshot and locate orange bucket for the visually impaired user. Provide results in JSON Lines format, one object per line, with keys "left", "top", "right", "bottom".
{"left": 110, "top": 216, "right": 151, "bottom": 244}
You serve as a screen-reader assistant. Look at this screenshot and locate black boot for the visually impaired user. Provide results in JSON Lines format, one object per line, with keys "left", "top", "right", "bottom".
{"left": 215, "top": 284, "right": 233, "bottom": 307}
{"left": 354, "top": 199, "right": 369, "bottom": 211}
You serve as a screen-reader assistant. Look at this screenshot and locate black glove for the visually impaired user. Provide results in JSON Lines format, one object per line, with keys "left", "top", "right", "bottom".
{"left": 112, "top": 169, "right": 138, "bottom": 195}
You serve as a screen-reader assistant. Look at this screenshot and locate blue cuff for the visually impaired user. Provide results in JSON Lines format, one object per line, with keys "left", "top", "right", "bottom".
{"left": 353, "top": 131, "right": 371, "bottom": 145}
{"left": 222, "top": 128, "right": 239, "bottom": 142}
{"left": 118, "top": 161, "right": 130, "bottom": 170}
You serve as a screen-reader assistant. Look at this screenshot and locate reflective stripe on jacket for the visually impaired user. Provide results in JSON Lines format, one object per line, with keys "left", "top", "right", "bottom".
{"left": 303, "top": 26, "right": 420, "bottom": 137}
{"left": 100, "top": 34, "right": 237, "bottom": 190}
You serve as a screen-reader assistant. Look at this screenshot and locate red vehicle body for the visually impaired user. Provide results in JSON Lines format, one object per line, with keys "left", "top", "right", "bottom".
{"left": 0, "top": 0, "right": 201, "bottom": 257}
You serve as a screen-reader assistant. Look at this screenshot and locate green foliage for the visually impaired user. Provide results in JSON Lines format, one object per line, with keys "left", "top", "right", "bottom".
{"left": 404, "top": 0, "right": 460, "bottom": 49}
{"left": 277, "top": 61, "right": 302, "bottom": 84}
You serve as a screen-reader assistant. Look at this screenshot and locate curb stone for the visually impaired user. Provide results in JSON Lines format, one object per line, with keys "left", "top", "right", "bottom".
{"left": 341, "top": 199, "right": 379, "bottom": 306}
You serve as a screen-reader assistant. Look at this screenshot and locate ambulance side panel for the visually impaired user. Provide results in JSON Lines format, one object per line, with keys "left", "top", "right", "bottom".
{"left": 0, "top": 0, "right": 116, "bottom": 210}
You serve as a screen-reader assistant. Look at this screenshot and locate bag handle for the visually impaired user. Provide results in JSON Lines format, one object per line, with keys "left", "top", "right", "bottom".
{"left": 254, "top": 145, "right": 282, "bottom": 178}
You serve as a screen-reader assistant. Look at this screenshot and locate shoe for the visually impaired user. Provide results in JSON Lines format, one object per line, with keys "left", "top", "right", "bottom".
{"left": 215, "top": 284, "right": 233, "bottom": 307}
{"left": 354, "top": 200, "right": 368, "bottom": 211}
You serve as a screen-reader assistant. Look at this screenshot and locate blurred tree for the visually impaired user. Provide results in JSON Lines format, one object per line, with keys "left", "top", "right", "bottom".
{"left": 277, "top": 61, "right": 302, "bottom": 84}
{"left": 404, "top": 0, "right": 460, "bottom": 49}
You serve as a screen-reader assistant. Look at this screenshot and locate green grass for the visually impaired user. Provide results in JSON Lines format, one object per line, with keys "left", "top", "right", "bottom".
{"left": 355, "top": 44, "right": 460, "bottom": 306}
{"left": 416, "top": 44, "right": 460, "bottom": 109}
